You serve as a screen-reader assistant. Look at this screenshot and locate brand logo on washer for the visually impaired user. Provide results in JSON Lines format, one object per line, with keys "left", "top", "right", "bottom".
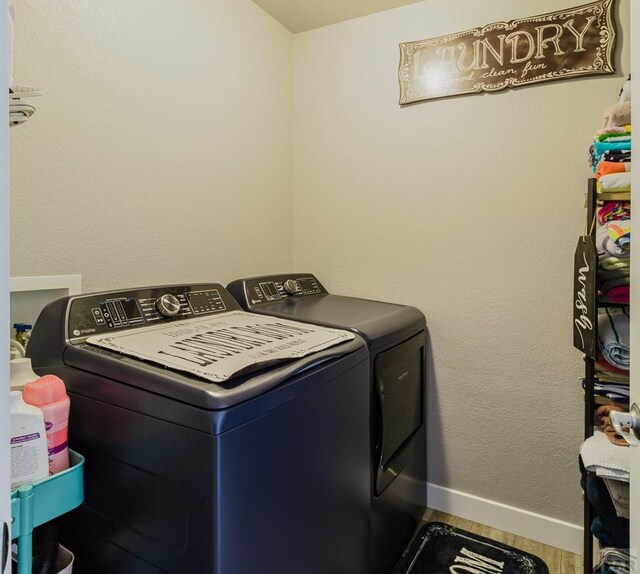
{"left": 73, "top": 328, "right": 96, "bottom": 336}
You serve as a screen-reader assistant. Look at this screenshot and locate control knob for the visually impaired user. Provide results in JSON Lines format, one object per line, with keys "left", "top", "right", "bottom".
{"left": 283, "top": 279, "right": 301, "bottom": 295}
{"left": 155, "top": 294, "right": 181, "bottom": 317}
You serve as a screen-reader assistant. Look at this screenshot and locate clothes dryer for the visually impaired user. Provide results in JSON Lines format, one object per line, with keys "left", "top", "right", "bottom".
{"left": 27, "top": 283, "right": 370, "bottom": 574}
{"left": 227, "top": 274, "right": 427, "bottom": 574}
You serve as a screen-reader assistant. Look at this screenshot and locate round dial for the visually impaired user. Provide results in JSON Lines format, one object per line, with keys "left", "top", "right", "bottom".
{"left": 155, "top": 294, "right": 181, "bottom": 317}
{"left": 283, "top": 279, "right": 301, "bottom": 295}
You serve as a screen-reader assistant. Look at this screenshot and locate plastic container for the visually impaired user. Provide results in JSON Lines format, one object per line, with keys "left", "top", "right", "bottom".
{"left": 10, "top": 391, "right": 49, "bottom": 491}
{"left": 10, "top": 358, "right": 40, "bottom": 391}
{"left": 23, "top": 376, "right": 70, "bottom": 475}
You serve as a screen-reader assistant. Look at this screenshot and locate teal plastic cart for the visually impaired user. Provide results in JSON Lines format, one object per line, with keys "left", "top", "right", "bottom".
{"left": 10, "top": 450, "right": 84, "bottom": 574}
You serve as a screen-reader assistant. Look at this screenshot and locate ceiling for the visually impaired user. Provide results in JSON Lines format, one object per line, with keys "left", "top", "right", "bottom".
{"left": 251, "top": 0, "right": 424, "bottom": 33}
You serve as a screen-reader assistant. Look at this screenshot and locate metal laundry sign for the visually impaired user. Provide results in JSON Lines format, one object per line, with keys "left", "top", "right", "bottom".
{"left": 398, "top": 0, "right": 616, "bottom": 104}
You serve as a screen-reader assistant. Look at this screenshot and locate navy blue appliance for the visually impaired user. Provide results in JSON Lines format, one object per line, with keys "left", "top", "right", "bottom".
{"left": 227, "top": 274, "right": 427, "bottom": 574}
{"left": 27, "top": 283, "right": 370, "bottom": 574}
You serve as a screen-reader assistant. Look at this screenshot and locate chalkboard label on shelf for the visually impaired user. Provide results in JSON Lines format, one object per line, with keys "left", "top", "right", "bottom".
{"left": 573, "top": 236, "right": 597, "bottom": 358}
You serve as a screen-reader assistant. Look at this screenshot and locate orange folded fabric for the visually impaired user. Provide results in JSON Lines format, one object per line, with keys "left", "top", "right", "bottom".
{"left": 596, "top": 160, "right": 631, "bottom": 179}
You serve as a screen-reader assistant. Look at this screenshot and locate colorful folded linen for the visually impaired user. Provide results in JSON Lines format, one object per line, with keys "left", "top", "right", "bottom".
{"left": 599, "top": 135, "right": 631, "bottom": 144}
{"left": 595, "top": 161, "right": 631, "bottom": 179}
{"left": 598, "top": 307, "right": 630, "bottom": 371}
{"left": 596, "top": 224, "right": 628, "bottom": 257}
{"left": 593, "top": 141, "right": 632, "bottom": 170}
{"left": 607, "top": 219, "right": 631, "bottom": 250}
{"left": 596, "top": 125, "right": 632, "bottom": 136}
{"left": 596, "top": 354, "right": 629, "bottom": 376}
{"left": 600, "top": 285, "right": 630, "bottom": 304}
{"left": 600, "top": 279, "right": 630, "bottom": 293}
{"left": 598, "top": 268, "right": 630, "bottom": 282}
{"left": 599, "top": 255, "right": 630, "bottom": 272}
{"left": 598, "top": 172, "right": 632, "bottom": 193}
{"left": 597, "top": 201, "right": 631, "bottom": 224}
{"left": 602, "top": 149, "right": 631, "bottom": 163}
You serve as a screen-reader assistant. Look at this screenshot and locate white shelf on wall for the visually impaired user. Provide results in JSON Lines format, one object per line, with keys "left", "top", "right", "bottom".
{"left": 10, "top": 274, "right": 81, "bottom": 294}
{"left": 10, "top": 274, "right": 81, "bottom": 335}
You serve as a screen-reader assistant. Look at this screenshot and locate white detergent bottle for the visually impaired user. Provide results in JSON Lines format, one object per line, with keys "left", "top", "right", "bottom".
{"left": 10, "top": 357, "right": 40, "bottom": 391}
{"left": 10, "top": 390, "right": 49, "bottom": 491}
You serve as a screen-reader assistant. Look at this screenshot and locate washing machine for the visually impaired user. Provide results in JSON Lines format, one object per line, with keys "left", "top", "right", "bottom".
{"left": 26, "top": 283, "right": 371, "bottom": 574}
{"left": 227, "top": 274, "right": 427, "bottom": 574}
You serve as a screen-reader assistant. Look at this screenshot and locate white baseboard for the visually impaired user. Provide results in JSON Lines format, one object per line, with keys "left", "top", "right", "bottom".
{"left": 427, "top": 482, "right": 583, "bottom": 555}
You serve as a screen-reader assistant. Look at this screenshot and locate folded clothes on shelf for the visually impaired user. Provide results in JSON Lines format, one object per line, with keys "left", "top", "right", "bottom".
{"left": 593, "top": 384, "right": 629, "bottom": 400}
{"left": 598, "top": 268, "right": 630, "bottom": 281}
{"left": 596, "top": 161, "right": 632, "bottom": 179}
{"left": 596, "top": 224, "right": 629, "bottom": 258}
{"left": 594, "top": 354, "right": 629, "bottom": 383}
{"left": 592, "top": 142, "right": 632, "bottom": 171}
{"left": 602, "top": 149, "right": 631, "bottom": 163}
{"left": 606, "top": 219, "right": 631, "bottom": 250}
{"left": 599, "top": 254, "right": 631, "bottom": 271}
{"left": 580, "top": 454, "right": 629, "bottom": 551}
{"left": 598, "top": 201, "right": 631, "bottom": 224}
{"left": 603, "top": 479, "right": 629, "bottom": 520}
{"left": 596, "top": 125, "right": 631, "bottom": 136}
{"left": 598, "top": 307, "right": 630, "bottom": 371}
{"left": 598, "top": 172, "right": 632, "bottom": 194}
{"left": 580, "top": 430, "right": 630, "bottom": 480}
{"left": 599, "top": 285, "right": 630, "bottom": 304}
{"left": 600, "top": 277, "right": 631, "bottom": 292}
{"left": 596, "top": 547, "right": 632, "bottom": 574}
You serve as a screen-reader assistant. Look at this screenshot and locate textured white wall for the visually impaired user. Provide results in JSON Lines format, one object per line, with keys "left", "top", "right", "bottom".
{"left": 293, "top": 0, "right": 630, "bottom": 524}
{"left": 8, "top": 0, "right": 631, "bottom": 528}
{"left": 10, "top": 0, "right": 292, "bottom": 292}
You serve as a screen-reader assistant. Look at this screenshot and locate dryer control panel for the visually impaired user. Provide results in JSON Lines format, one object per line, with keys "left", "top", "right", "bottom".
{"left": 230, "top": 274, "right": 327, "bottom": 307}
{"left": 66, "top": 283, "right": 241, "bottom": 342}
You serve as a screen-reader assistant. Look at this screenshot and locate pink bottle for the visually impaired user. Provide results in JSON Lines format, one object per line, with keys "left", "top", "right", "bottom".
{"left": 23, "top": 374, "right": 70, "bottom": 474}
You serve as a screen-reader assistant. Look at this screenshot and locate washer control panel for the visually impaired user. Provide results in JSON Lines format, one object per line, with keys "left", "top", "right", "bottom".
{"left": 67, "top": 283, "right": 240, "bottom": 342}
{"left": 232, "top": 274, "right": 327, "bottom": 307}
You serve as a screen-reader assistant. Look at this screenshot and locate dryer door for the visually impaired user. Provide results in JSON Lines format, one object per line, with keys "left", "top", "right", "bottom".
{"left": 374, "top": 332, "right": 425, "bottom": 495}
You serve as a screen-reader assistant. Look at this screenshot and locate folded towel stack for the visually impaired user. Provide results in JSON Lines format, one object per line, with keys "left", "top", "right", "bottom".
{"left": 580, "top": 77, "right": 631, "bottom": 566}
{"left": 589, "top": 88, "right": 632, "bottom": 308}
{"left": 596, "top": 547, "right": 632, "bottom": 574}
{"left": 593, "top": 306, "right": 629, "bottom": 407}
{"left": 595, "top": 215, "right": 631, "bottom": 303}
{"left": 598, "top": 307, "right": 630, "bottom": 371}
{"left": 589, "top": 95, "right": 632, "bottom": 193}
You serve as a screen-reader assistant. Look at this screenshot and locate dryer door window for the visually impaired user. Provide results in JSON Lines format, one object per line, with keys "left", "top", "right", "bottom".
{"left": 374, "top": 332, "right": 424, "bottom": 495}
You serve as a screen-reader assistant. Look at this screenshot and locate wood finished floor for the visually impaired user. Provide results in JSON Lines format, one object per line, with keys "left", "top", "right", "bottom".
{"left": 423, "top": 508, "right": 581, "bottom": 574}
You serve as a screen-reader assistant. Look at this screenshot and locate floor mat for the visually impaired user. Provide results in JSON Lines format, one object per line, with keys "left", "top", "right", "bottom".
{"left": 392, "top": 522, "right": 549, "bottom": 574}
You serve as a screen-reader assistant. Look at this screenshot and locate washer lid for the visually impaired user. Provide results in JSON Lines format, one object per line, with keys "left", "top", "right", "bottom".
{"left": 227, "top": 274, "right": 426, "bottom": 350}
{"left": 27, "top": 283, "right": 366, "bottom": 410}
{"left": 63, "top": 335, "right": 365, "bottom": 410}
{"left": 257, "top": 294, "right": 424, "bottom": 348}
{"left": 86, "top": 310, "right": 355, "bottom": 384}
